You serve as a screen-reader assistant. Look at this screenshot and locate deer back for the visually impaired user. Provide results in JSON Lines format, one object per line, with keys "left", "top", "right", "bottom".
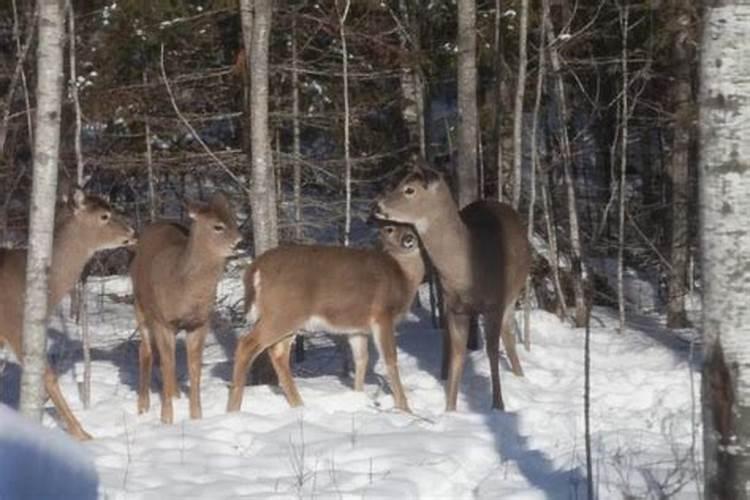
{"left": 460, "top": 200, "right": 531, "bottom": 309}
{"left": 245, "top": 229, "right": 423, "bottom": 335}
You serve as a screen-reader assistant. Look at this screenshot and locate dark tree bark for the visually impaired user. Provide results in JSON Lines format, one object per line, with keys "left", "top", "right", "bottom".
{"left": 665, "top": 0, "right": 697, "bottom": 329}
{"left": 456, "top": 0, "right": 479, "bottom": 208}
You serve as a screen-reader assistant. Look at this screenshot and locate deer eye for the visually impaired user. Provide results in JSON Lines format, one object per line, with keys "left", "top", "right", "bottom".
{"left": 213, "top": 224, "right": 225, "bottom": 232}
{"left": 404, "top": 186, "right": 416, "bottom": 196}
{"left": 385, "top": 226, "right": 395, "bottom": 234}
{"left": 100, "top": 213, "right": 110, "bottom": 222}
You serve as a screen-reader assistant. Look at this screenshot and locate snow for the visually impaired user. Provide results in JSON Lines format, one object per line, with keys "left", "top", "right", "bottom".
{"left": 0, "top": 272, "right": 702, "bottom": 499}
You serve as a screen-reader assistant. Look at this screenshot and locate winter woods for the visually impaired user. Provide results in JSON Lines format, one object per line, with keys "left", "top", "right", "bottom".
{"left": 0, "top": 1, "right": 746, "bottom": 498}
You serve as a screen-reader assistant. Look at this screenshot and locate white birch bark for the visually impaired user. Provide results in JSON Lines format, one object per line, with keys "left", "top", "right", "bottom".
{"left": 243, "top": 0, "right": 278, "bottom": 254}
{"left": 337, "top": 0, "right": 352, "bottom": 246}
{"left": 19, "top": 0, "right": 64, "bottom": 420}
{"left": 700, "top": 5, "right": 750, "bottom": 498}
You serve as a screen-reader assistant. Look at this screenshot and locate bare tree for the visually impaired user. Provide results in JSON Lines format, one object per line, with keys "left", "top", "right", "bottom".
{"left": 511, "top": 0, "right": 529, "bottom": 209}
{"left": 241, "top": 0, "right": 278, "bottom": 254}
{"left": 543, "top": 1, "right": 587, "bottom": 327}
{"left": 494, "top": 0, "right": 508, "bottom": 202}
{"left": 337, "top": 0, "right": 352, "bottom": 246}
{"left": 65, "top": 0, "right": 92, "bottom": 408}
{"left": 666, "top": 0, "right": 697, "bottom": 329}
{"left": 617, "top": 2, "right": 629, "bottom": 334}
{"left": 456, "top": 0, "right": 478, "bottom": 207}
{"left": 700, "top": 3, "right": 750, "bottom": 497}
{"left": 291, "top": 9, "right": 302, "bottom": 242}
{"left": 19, "top": 0, "right": 65, "bottom": 420}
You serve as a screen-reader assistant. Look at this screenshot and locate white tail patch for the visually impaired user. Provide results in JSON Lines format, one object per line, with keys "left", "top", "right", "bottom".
{"left": 246, "top": 270, "right": 262, "bottom": 324}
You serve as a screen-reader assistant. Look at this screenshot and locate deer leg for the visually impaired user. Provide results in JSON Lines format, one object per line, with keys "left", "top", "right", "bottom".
{"left": 135, "top": 303, "right": 152, "bottom": 414}
{"left": 186, "top": 324, "right": 209, "bottom": 420}
{"left": 227, "top": 323, "right": 268, "bottom": 412}
{"left": 445, "top": 311, "right": 470, "bottom": 412}
{"left": 268, "top": 336, "right": 303, "bottom": 407}
{"left": 153, "top": 324, "right": 177, "bottom": 424}
{"left": 501, "top": 305, "right": 524, "bottom": 377}
{"left": 372, "top": 318, "right": 410, "bottom": 413}
{"left": 485, "top": 312, "right": 505, "bottom": 411}
{"left": 347, "top": 334, "right": 369, "bottom": 392}
{"left": 44, "top": 365, "right": 91, "bottom": 440}
{"left": 440, "top": 325, "right": 450, "bottom": 381}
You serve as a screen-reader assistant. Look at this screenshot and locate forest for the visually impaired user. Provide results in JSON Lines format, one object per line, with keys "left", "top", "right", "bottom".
{"left": 0, "top": 0, "right": 748, "bottom": 498}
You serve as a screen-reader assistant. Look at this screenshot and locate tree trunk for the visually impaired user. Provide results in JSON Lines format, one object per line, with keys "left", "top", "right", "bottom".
{"left": 523, "top": 7, "right": 546, "bottom": 351}
{"left": 397, "top": 0, "right": 427, "bottom": 159}
{"left": 337, "top": 0, "right": 352, "bottom": 246}
{"left": 666, "top": 0, "right": 697, "bottom": 329}
{"left": 240, "top": 0, "right": 277, "bottom": 384}
{"left": 511, "top": 0, "right": 529, "bottom": 209}
{"left": 494, "top": 0, "right": 508, "bottom": 202}
{"left": 700, "top": 4, "right": 750, "bottom": 498}
{"left": 19, "top": 0, "right": 64, "bottom": 421}
{"left": 456, "top": 0, "right": 478, "bottom": 208}
{"left": 242, "top": 0, "right": 278, "bottom": 254}
{"left": 291, "top": 10, "right": 302, "bottom": 242}
{"left": 617, "top": 3, "right": 629, "bottom": 335}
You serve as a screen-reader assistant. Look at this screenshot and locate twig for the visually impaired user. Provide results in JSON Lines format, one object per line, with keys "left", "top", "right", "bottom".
{"left": 159, "top": 44, "right": 250, "bottom": 196}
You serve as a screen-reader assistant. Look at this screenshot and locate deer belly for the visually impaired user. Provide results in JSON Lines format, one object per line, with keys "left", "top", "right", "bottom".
{"left": 301, "top": 315, "right": 368, "bottom": 335}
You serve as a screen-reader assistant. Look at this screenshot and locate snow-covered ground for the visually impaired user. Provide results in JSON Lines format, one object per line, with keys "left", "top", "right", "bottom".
{"left": 0, "top": 269, "right": 702, "bottom": 499}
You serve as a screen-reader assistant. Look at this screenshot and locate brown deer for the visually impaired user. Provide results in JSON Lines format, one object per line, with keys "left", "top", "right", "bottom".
{"left": 130, "top": 193, "right": 241, "bottom": 424}
{"left": 227, "top": 224, "right": 424, "bottom": 413}
{"left": 0, "top": 187, "right": 136, "bottom": 440}
{"left": 375, "top": 166, "right": 531, "bottom": 411}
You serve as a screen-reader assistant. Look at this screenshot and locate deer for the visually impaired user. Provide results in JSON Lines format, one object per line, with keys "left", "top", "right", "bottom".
{"left": 374, "top": 165, "right": 531, "bottom": 412}
{"left": 226, "top": 223, "right": 425, "bottom": 414}
{"left": 0, "top": 187, "right": 136, "bottom": 440}
{"left": 129, "top": 193, "right": 241, "bottom": 424}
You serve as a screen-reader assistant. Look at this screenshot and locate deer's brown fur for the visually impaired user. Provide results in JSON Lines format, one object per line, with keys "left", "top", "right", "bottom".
{"left": 227, "top": 224, "right": 424, "bottom": 413}
{"left": 376, "top": 167, "right": 531, "bottom": 411}
{"left": 130, "top": 193, "right": 240, "bottom": 424}
{"left": 0, "top": 188, "right": 135, "bottom": 439}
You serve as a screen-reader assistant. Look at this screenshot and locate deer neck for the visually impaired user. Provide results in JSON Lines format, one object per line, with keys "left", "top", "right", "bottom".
{"left": 418, "top": 203, "right": 473, "bottom": 296}
{"left": 177, "top": 232, "right": 225, "bottom": 287}
{"left": 47, "top": 223, "right": 95, "bottom": 310}
{"left": 395, "top": 253, "right": 426, "bottom": 299}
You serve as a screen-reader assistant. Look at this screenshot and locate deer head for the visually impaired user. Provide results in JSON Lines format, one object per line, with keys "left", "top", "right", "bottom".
{"left": 185, "top": 193, "right": 242, "bottom": 257}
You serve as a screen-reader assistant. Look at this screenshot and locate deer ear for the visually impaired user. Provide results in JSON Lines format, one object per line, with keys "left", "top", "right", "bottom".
{"left": 209, "top": 192, "right": 231, "bottom": 213}
{"left": 70, "top": 187, "right": 87, "bottom": 212}
{"left": 184, "top": 199, "right": 202, "bottom": 220}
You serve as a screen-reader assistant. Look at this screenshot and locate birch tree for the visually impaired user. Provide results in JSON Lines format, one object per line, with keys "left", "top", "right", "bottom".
{"left": 241, "top": 0, "right": 278, "bottom": 254}
{"left": 19, "top": 0, "right": 64, "bottom": 420}
{"left": 240, "top": 0, "right": 277, "bottom": 383}
{"left": 700, "top": 3, "right": 750, "bottom": 497}
{"left": 456, "top": 0, "right": 479, "bottom": 207}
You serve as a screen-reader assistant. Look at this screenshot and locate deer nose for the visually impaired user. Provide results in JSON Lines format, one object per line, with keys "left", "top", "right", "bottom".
{"left": 370, "top": 201, "right": 388, "bottom": 221}
{"left": 124, "top": 229, "right": 138, "bottom": 246}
